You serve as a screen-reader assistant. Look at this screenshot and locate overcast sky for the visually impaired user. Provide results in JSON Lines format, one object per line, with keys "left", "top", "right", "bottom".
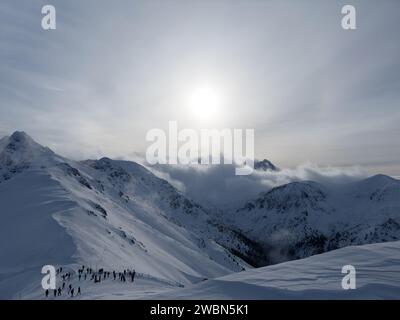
{"left": 0, "top": 0, "right": 399, "bottom": 174}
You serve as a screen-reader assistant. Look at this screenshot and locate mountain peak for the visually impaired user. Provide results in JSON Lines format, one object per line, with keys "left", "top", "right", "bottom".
{"left": 358, "top": 174, "right": 398, "bottom": 190}
{"left": 368, "top": 174, "right": 397, "bottom": 182}
{"left": 99, "top": 157, "right": 112, "bottom": 163}
{"left": 4, "top": 131, "right": 43, "bottom": 151}
{"left": 0, "top": 130, "right": 54, "bottom": 165}
{"left": 8, "top": 131, "right": 36, "bottom": 146}
{"left": 254, "top": 159, "right": 279, "bottom": 172}
{"left": 10, "top": 130, "right": 30, "bottom": 140}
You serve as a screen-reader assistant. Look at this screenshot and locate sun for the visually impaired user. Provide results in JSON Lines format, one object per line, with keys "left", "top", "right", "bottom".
{"left": 188, "top": 86, "right": 222, "bottom": 121}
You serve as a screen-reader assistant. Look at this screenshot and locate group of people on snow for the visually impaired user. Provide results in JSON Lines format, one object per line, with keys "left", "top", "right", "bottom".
{"left": 45, "top": 265, "right": 136, "bottom": 299}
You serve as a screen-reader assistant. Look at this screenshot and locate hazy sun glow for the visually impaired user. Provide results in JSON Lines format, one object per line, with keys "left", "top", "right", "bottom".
{"left": 188, "top": 86, "right": 222, "bottom": 121}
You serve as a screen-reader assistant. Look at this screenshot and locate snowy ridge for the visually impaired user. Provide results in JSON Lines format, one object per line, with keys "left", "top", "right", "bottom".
{"left": 150, "top": 240, "right": 400, "bottom": 300}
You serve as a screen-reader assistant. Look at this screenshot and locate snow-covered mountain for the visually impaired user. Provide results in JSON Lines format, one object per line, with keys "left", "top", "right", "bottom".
{"left": 233, "top": 176, "right": 400, "bottom": 264}
{"left": 254, "top": 159, "right": 279, "bottom": 172}
{"left": 0, "top": 131, "right": 399, "bottom": 299}
{"left": 0, "top": 131, "right": 263, "bottom": 299}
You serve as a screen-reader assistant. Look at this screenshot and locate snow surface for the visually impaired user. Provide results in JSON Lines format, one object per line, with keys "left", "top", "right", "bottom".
{"left": 22, "top": 240, "right": 400, "bottom": 300}
{"left": 147, "top": 241, "right": 400, "bottom": 300}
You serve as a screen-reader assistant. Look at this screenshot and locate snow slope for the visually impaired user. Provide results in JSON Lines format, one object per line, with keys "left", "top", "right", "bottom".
{"left": 150, "top": 240, "right": 400, "bottom": 299}
{"left": 0, "top": 132, "right": 259, "bottom": 299}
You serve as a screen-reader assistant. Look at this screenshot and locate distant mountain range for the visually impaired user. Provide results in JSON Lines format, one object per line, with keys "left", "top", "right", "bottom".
{"left": 233, "top": 175, "right": 400, "bottom": 264}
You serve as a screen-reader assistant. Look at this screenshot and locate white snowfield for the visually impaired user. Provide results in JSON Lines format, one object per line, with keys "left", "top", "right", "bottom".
{"left": 148, "top": 241, "right": 400, "bottom": 300}
{"left": 0, "top": 131, "right": 399, "bottom": 300}
{"left": 21, "top": 240, "right": 400, "bottom": 300}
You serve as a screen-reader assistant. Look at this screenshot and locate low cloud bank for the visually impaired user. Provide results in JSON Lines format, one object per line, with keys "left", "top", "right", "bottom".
{"left": 132, "top": 157, "right": 368, "bottom": 207}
